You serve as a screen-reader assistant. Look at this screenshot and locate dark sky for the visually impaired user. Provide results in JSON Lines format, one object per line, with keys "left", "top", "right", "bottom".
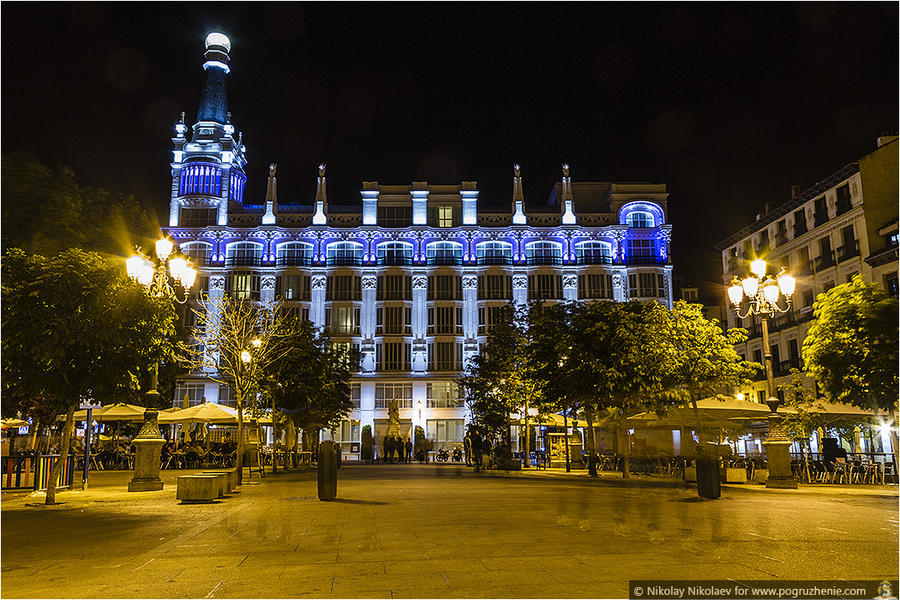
{"left": 3, "top": 3, "right": 897, "bottom": 289}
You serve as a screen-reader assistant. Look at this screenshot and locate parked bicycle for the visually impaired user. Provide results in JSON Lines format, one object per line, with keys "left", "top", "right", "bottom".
{"left": 436, "top": 447, "right": 450, "bottom": 462}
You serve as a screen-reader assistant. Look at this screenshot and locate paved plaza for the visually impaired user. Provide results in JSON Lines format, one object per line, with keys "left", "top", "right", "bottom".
{"left": 1, "top": 465, "right": 897, "bottom": 599}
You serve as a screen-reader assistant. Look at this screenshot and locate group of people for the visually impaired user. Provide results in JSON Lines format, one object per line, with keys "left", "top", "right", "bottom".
{"left": 382, "top": 435, "right": 413, "bottom": 463}
{"left": 463, "top": 427, "right": 496, "bottom": 472}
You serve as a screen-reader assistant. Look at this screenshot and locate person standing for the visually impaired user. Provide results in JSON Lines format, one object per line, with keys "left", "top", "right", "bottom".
{"left": 463, "top": 430, "right": 473, "bottom": 466}
{"left": 405, "top": 438, "right": 413, "bottom": 463}
{"left": 394, "top": 435, "right": 403, "bottom": 463}
{"left": 471, "top": 428, "right": 483, "bottom": 472}
{"left": 383, "top": 435, "right": 391, "bottom": 464}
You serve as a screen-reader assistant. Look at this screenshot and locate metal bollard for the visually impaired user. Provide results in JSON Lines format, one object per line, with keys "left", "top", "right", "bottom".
{"left": 317, "top": 441, "right": 337, "bottom": 501}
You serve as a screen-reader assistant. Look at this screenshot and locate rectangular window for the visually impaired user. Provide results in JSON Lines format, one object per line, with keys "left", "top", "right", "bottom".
{"left": 429, "top": 306, "right": 461, "bottom": 335}
{"left": 527, "top": 274, "right": 562, "bottom": 299}
{"left": 426, "top": 419, "right": 465, "bottom": 444}
{"left": 379, "top": 306, "right": 408, "bottom": 336}
{"left": 375, "top": 383, "right": 413, "bottom": 408}
{"left": 428, "top": 275, "right": 462, "bottom": 300}
{"left": 793, "top": 208, "right": 807, "bottom": 236}
{"left": 328, "top": 306, "right": 360, "bottom": 335}
{"left": 426, "top": 383, "right": 464, "bottom": 408}
{"left": 227, "top": 271, "right": 260, "bottom": 300}
{"left": 278, "top": 275, "right": 310, "bottom": 301}
{"left": 428, "top": 341, "right": 462, "bottom": 371}
{"left": 377, "top": 275, "right": 412, "bottom": 301}
{"left": 377, "top": 206, "right": 412, "bottom": 228}
{"left": 178, "top": 207, "right": 218, "bottom": 228}
{"left": 628, "top": 273, "right": 663, "bottom": 298}
{"left": 477, "top": 305, "right": 508, "bottom": 335}
{"left": 217, "top": 384, "right": 234, "bottom": 407}
{"left": 377, "top": 342, "right": 411, "bottom": 372}
{"left": 578, "top": 273, "right": 613, "bottom": 299}
{"left": 333, "top": 419, "right": 361, "bottom": 443}
{"left": 626, "top": 238, "right": 656, "bottom": 263}
{"left": 327, "top": 275, "right": 362, "bottom": 301}
{"left": 477, "top": 274, "right": 512, "bottom": 300}
{"left": 437, "top": 206, "right": 455, "bottom": 228}
{"left": 174, "top": 382, "right": 205, "bottom": 407}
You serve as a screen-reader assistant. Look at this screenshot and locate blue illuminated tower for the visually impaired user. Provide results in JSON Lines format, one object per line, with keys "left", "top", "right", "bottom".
{"left": 168, "top": 32, "right": 248, "bottom": 230}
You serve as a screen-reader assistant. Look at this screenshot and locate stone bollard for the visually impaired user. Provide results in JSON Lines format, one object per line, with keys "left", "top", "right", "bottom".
{"left": 317, "top": 441, "right": 337, "bottom": 501}
{"left": 129, "top": 408, "right": 165, "bottom": 492}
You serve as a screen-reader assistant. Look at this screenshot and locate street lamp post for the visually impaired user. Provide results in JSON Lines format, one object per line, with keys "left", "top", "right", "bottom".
{"left": 727, "top": 258, "right": 797, "bottom": 489}
{"left": 126, "top": 236, "right": 196, "bottom": 492}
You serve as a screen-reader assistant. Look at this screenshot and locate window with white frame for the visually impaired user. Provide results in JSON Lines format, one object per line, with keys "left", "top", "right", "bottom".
{"left": 626, "top": 238, "right": 657, "bottom": 261}
{"left": 174, "top": 382, "right": 205, "bottom": 407}
{"left": 626, "top": 211, "right": 655, "bottom": 228}
{"left": 478, "top": 304, "right": 510, "bottom": 335}
{"left": 575, "top": 241, "right": 612, "bottom": 264}
{"left": 333, "top": 420, "right": 360, "bottom": 443}
{"left": 325, "top": 306, "right": 360, "bottom": 335}
{"left": 180, "top": 242, "right": 213, "bottom": 265}
{"left": 427, "top": 383, "right": 464, "bottom": 408}
{"left": 327, "top": 242, "right": 362, "bottom": 260}
{"left": 526, "top": 241, "right": 562, "bottom": 261}
{"left": 375, "top": 383, "right": 413, "bottom": 408}
{"left": 277, "top": 242, "right": 314, "bottom": 264}
{"left": 437, "top": 206, "right": 454, "bottom": 228}
{"left": 476, "top": 241, "right": 512, "bottom": 262}
{"left": 426, "top": 419, "right": 465, "bottom": 444}
{"left": 217, "top": 384, "right": 235, "bottom": 407}
{"left": 427, "top": 242, "right": 463, "bottom": 262}
{"left": 179, "top": 207, "right": 218, "bottom": 228}
{"left": 376, "top": 242, "right": 413, "bottom": 263}
{"left": 226, "top": 271, "right": 260, "bottom": 300}
{"left": 348, "top": 383, "right": 361, "bottom": 408}
{"left": 578, "top": 273, "right": 613, "bottom": 299}
{"left": 326, "top": 275, "right": 361, "bottom": 301}
{"left": 226, "top": 242, "right": 263, "bottom": 261}
{"left": 276, "top": 274, "right": 310, "bottom": 301}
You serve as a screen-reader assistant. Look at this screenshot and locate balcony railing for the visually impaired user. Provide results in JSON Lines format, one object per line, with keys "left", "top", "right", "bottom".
{"left": 836, "top": 240, "right": 860, "bottom": 262}
{"left": 777, "top": 357, "right": 802, "bottom": 375}
{"left": 575, "top": 255, "right": 613, "bottom": 265}
{"left": 276, "top": 256, "right": 313, "bottom": 267}
{"left": 327, "top": 256, "right": 362, "bottom": 267}
{"left": 526, "top": 256, "right": 562, "bottom": 266}
{"left": 813, "top": 211, "right": 829, "bottom": 227}
{"left": 376, "top": 255, "right": 413, "bottom": 266}
{"left": 427, "top": 256, "right": 462, "bottom": 266}
{"left": 477, "top": 256, "right": 513, "bottom": 266}
{"left": 225, "top": 256, "right": 262, "bottom": 267}
{"left": 624, "top": 255, "right": 667, "bottom": 266}
{"left": 814, "top": 251, "right": 836, "bottom": 271}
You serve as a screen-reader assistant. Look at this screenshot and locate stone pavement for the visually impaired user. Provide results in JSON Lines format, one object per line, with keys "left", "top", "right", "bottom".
{"left": 1, "top": 464, "right": 897, "bottom": 599}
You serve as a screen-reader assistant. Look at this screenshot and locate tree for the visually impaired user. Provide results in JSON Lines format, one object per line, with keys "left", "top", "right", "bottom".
{"left": 654, "top": 301, "right": 759, "bottom": 442}
{"left": 777, "top": 370, "right": 828, "bottom": 483}
{"left": 259, "top": 316, "right": 360, "bottom": 460}
{"left": 1, "top": 153, "right": 157, "bottom": 257}
{"left": 2, "top": 248, "right": 175, "bottom": 504}
{"left": 182, "top": 295, "right": 291, "bottom": 481}
{"left": 802, "top": 275, "right": 899, "bottom": 466}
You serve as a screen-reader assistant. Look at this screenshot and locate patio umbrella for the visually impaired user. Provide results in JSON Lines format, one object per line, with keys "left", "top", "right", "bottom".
{"left": 627, "top": 396, "right": 776, "bottom": 428}
{"left": 158, "top": 402, "right": 239, "bottom": 424}
{"left": 1, "top": 418, "right": 28, "bottom": 429}
{"left": 799, "top": 401, "right": 888, "bottom": 425}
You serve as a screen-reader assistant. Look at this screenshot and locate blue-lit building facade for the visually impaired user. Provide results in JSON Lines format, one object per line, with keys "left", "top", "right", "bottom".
{"left": 167, "top": 34, "right": 674, "bottom": 454}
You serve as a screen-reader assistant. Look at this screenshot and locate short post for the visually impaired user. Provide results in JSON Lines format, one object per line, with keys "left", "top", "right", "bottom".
{"left": 128, "top": 408, "right": 165, "bottom": 492}
{"left": 317, "top": 440, "right": 337, "bottom": 501}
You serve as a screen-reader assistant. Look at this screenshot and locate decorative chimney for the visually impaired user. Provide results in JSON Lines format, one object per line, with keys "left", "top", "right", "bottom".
{"left": 312, "top": 163, "right": 327, "bottom": 225}
{"left": 512, "top": 164, "right": 527, "bottom": 225}
{"left": 262, "top": 163, "right": 277, "bottom": 225}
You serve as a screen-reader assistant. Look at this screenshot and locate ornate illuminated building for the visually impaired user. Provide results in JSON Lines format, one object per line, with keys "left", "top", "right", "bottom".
{"left": 167, "top": 33, "right": 674, "bottom": 453}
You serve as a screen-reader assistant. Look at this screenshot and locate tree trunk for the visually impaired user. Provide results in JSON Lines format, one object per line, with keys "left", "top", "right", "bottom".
{"left": 271, "top": 397, "right": 278, "bottom": 474}
{"left": 523, "top": 397, "right": 531, "bottom": 468}
{"left": 563, "top": 409, "right": 571, "bottom": 473}
{"left": 890, "top": 407, "right": 899, "bottom": 479}
{"left": 585, "top": 403, "right": 598, "bottom": 477}
{"left": 45, "top": 404, "right": 75, "bottom": 505}
{"left": 622, "top": 424, "right": 632, "bottom": 479}
{"left": 236, "top": 395, "right": 244, "bottom": 485}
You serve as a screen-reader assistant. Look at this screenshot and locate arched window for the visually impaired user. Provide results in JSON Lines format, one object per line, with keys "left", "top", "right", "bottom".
{"left": 476, "top": 241, "right": 513, "bottom": 265}
{"left": 180, "top": 242, "right": 213, "bottom": 266}
{"left": 226, "top": 242, "right": 263, "bottom": 266}
{"left": 276, "top": 242, "right": 314, "bottom": 266}
{"left": 327, "top": 242, "right": 363, "bottom": 266}
{"left": 426, "top": 241, "right": 463, "bottom": 266}
{"left": 575, "top": 241, "right": 612, "bottom": 265}
{"left": 525, "top": 241, "right": 562, "bottom": 265}
{"left": 376, "top": 242, "right": 413, "bottom": 266}
{"left": 626, "top": 211, "right": 655, "bottom": 228}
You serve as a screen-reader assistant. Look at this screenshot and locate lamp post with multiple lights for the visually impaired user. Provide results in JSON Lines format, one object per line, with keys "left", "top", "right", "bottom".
{"left": 727, "top": 258, "right": 797, "bottom": 489}
{"left": 125, "top": 236, "right": 196, "bottom": 491}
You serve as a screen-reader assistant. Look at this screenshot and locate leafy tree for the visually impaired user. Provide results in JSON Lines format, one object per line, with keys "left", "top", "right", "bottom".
{"left": 259, "top": 316, "right": 360, "bottom": 459}
{"left": 2, "top": 248, "right": 175, "bottom": 504}
{"left": 777, "top": 371, "right": 829, "bottom": 482}
{"left": 1, "top": 153, "right": 157, "bottom": 257}
{"left": 802, "top": 275, "right": 899, "bottom": 466}
{"left": 182, "top": 295, "right": 291, "bottom": 481}
{"left": 653, "top": 301, "right": 759, "bottom": 442}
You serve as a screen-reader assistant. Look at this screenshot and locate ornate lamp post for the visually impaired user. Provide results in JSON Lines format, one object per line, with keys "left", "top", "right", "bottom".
{"left": 727, "top": 258, "right": 797, "bottom": 489}
{"left": 126, "top": 236, "right": 196, "bottom": 491}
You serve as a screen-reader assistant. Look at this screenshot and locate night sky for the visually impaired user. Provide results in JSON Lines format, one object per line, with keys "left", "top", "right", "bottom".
{"left": 3, "top": 3, "right": 897, "bottom": 289}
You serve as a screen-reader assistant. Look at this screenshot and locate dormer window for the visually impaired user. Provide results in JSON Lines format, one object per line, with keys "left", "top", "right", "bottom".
{"left": 626, "top": 211, "right": 654, "bottom": 228}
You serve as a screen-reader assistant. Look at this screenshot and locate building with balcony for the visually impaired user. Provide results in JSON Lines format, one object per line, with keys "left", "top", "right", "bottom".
{"left": 166, "top": 34, "right": 674, "bottom": 454}
{"left": 716, "top": 135, "right": 898, "bottom": 404}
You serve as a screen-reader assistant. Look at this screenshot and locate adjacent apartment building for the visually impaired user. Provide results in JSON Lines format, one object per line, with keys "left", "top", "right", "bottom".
{"left": 166, "top": 34, "right": 674, "bottom": 454}
{"left": 715, "top": 135, "right": 898, "bottom": 404}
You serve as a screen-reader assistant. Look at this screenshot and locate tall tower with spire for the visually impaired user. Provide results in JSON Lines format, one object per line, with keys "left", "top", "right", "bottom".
{"left": 168, "top": 33, "right": 248, "bottom": 228}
